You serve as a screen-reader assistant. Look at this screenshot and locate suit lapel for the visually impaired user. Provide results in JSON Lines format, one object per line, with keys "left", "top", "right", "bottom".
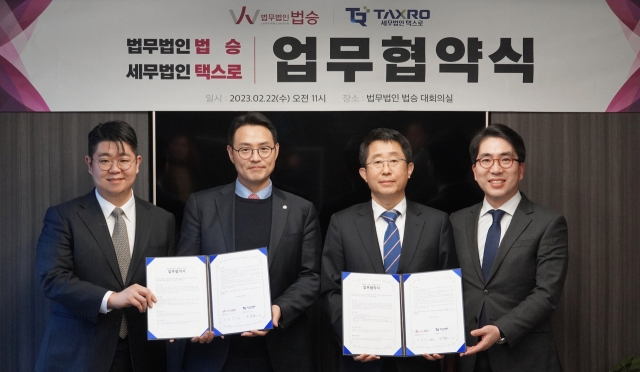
{"left": 466, "top": 204, "right": 485, "bottom": 283}
{"left": 128, "top": 197, "right": 151, "bottom": 286}
{"left": 268, "top": 188, "right": 288, "bottom": 268}
{"left": 217, "top": 183, "right": 236, "bottom": 253}
{"left": 76, "top": 191, "right": 124, "bottom": 287}
{"left": 486, "top": 196, "right": 533, "bottom": 282}
{"left": 397, "top": 201, "right": 424, "bottom": 273}
{"left": 355, "top": 203, "right": 385, "bottom": 273}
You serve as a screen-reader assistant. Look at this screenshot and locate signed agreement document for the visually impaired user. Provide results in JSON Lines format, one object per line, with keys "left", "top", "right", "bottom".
{"left": 146, "top": 249, "right": 272, "bottom": 340}
{"left": 342, "top": 269, "right": 466, "bottom": 356}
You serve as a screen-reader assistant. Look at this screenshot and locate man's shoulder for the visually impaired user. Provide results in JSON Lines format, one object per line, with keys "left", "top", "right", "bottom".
{"left": 190, "top": 183, "right": 233, "bottom": 201}
{"left": 332, "top": 201, "right": 370, "bottom": 220}
{"left": 135, "top": 196, "right": 174, "bottom": 220}
{"left": 449, "top": 202, "right": 481, "bottom": 224}
{"left": 520, "top": 196, "right": 565, "bottom": 221}
{"left": 274, "top": 188, "right": 314, "bottom": 207}
{"left": 407, "top": 200, "right": 449, "bottom": 220}
{"left": 47, "top": 191, "right": 94, "bottom": 214}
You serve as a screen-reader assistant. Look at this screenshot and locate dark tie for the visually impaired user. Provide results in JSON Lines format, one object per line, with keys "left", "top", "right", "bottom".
{"left": 381, "top": 211, "right": 401, "bottom": 274}
{"left": 112, "top": 207, "right": 131, "bottom": 338}
{"left": 482, "top": 209, "right": 506, "bottom": 281}
{"left": 248, "top": 193, "right": 260, "bottom": 200}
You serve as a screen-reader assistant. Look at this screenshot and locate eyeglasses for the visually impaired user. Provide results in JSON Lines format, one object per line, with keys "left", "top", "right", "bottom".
{"left": 365, "top": 158, "right": 407, "bottom": 170}
{"left": 232, "top": 146, "right": 275, "bottom": 159}
{"left": 475, "top": 157, "right": 520, "bottom": 169}
{"left": 92, "top": 157, "right": 136, "bottom": 171}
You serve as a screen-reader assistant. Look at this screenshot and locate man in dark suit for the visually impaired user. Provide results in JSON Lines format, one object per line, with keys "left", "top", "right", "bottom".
{"left": 35, "top": 120, "right": 175, "bottom": 372}
{"left": 451, "top": 124, "right": 568, "bottom": 372}
{"left": 322, "top": 128, "right": 458, "bottom": 372}
{"left": 176, "top": 112, "right": 322, "bottom": 372}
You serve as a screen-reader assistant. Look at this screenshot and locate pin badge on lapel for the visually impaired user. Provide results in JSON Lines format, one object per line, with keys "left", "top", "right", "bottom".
{"left": 283, "top": 205, "right": 287, "bottom": 209}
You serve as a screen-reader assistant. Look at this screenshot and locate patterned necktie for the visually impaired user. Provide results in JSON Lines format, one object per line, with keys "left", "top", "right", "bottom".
{"left": 381, "top": 210, "right": 401, "bottom": 274}
{"left": 482, "top": 209, "right": 506, "bottom": 281}
{"left": 248, "top": 193, "right": 260, "bottom": 200}
{"left": 112, "top": 207, "right": 131, "bottom": 338}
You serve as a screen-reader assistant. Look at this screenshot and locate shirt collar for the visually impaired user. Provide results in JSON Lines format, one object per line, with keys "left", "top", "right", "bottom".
{"left": 95, "top": 188, "right": 135, "bottom": 220}
{"left": 480, "top": 191, "right": 521, "bottom": 217}
{"left": 235, "top": 178, "right": 272, "bottom": 199}
{"left": 371, "top": 197, "right": 407, "bottom": 219}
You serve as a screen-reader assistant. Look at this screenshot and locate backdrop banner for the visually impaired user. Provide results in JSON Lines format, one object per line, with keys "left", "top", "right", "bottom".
{"left": 2, "top": 0, "right": 640, "bottom": 112}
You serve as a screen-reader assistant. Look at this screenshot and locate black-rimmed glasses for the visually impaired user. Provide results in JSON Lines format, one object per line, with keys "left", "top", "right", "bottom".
{"left": 232, "top": 146, "right": 275, "bottom": 159}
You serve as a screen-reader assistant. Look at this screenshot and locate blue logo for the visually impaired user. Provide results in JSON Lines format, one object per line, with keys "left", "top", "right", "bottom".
{"left": 346, "top": 7, "right": 430, "bottom": 27}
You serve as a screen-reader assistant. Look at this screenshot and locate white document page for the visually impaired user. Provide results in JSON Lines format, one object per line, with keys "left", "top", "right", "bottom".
{"left": 146, "top": 256, "right": 210, "bottom": 339}
{"left": 209, "top": 248, "right": 272, "bottom": 335}
{"left": 403, "top": 269, "right": 466, "bottom": 355}
{"left": 342, "top": 272, "right": 402, "bottom": 356}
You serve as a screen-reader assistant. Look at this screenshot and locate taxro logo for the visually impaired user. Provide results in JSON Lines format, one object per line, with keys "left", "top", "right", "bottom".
{"left": 346, "top": 6, "right": 430, "bottom": 26}
{"left": 230, "top": 6, "right": 260, "bottom": 24}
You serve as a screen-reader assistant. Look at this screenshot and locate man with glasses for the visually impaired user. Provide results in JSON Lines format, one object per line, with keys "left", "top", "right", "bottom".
{"left": 35, "top": 120, "right": 175, "bottom": 372}
{"left": 451, "top": 124, "right": 568, "bottom": 372}
{"left": 321, "top": 128, "right": 458, "bottom": 372}
{"left": 176, "top": 112, "right": 322, "bottom": 372}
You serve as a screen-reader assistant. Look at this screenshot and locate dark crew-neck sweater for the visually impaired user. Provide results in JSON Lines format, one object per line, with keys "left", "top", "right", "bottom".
{"left": 234, "top": 194, "right": 272, "bottom": 251}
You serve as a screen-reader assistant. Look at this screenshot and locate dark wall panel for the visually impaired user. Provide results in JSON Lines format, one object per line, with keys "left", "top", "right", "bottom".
{"left": 491, "top": 113, "right": 640, "bottom": 372}
{"left": 0, "top": 112, "right": 149, "bottom": 372}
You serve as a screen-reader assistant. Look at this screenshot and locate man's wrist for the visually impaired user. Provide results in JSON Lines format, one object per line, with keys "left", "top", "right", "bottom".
{"left": 495, "top": 327, "right": 507, "bottom": 345}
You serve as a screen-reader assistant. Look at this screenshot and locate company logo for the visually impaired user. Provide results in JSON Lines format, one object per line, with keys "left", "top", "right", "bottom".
{"left": 346, "top": 6, "right": 430, "bottom": 27}
{"left": 230, "top": 6, "right": 260, "bottom": 24}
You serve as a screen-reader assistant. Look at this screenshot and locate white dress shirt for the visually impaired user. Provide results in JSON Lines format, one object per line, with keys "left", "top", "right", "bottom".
{"left": 95, "top": 189, "right": 136, "bottom": 313}
{"left": 371, "top": 198, "right": 407, "bottom": 259}
{"left": 477, "top": 192, "right": 522, "bottom": 265}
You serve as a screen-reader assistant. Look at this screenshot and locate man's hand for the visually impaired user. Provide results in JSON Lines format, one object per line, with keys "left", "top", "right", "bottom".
{"left": 190, "top": 331, "right": 220, "bottom": 344}
{"left": 353, "top": 354, "right": 380, "bottom": 362}
{"left": 107, "top": 284, "right": 156, "bottom": 312}
{"left": 241, "top": 304, "right": 281, "bottom": 337}
{"left": 423, "top": 353, "right": 444, "bottom": 361}
{"left": 460, "top": 325, "right": 501, "bottom": 356}
{"left": 271, "top": 304, "right": 281, "bottom": 328}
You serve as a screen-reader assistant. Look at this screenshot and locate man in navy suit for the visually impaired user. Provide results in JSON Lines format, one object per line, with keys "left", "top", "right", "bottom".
{"left": 36, "top": 120, "right": 175, "bottom": 372}
{"left": 451, "top": 124, "right": 568, "bottom": 372}
{"left": 322, "top": 128, "right": 458, "bottom": 372}
{"left": 176, "top": 112, "right": 322, "bottom": 372}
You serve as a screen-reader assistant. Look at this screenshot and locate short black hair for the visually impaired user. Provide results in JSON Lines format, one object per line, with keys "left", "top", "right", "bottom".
{"left": 88, "top": 120, "right": 138, "bottom": 157}
{"left": 469, "top": 123, "right": 526, "bottom": 165}
{"left": 359, "top": 128, "right": 413, "bottom": 167}
{"left": 227, "top": 112, "right": 278, "bottom": 146}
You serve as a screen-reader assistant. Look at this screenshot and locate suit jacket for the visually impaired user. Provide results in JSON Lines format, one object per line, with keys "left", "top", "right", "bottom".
{"left": 176, "top": 182, "right": 322, "bottom": 372}
{"left": 35, "top": 190, "right": 175, "bottom": 372}
{"left": 321, "top": 200, "right": 458, "bottom": 372}
{"left": 450, "top": 195, "right": 568, "bottom": 372}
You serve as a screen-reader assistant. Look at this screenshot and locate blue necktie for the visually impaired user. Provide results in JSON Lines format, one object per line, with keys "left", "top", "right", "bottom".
{"left": 482, "top": 209, "right": 506, "bottom": 281}
{"left": 381, "top": 211, "right": 401, "bottom": 274}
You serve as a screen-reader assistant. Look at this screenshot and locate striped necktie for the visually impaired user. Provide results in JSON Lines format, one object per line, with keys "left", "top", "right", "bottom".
{"left": 381, "top": 210, "right": 401, "bottom": 274}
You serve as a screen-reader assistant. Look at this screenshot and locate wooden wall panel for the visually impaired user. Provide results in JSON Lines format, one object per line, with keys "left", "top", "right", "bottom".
{"left": 491, "top": 113, "right": 640, "bottom": 372}
{"left": 0, "top": 112, "right": 149, "bottom": 372}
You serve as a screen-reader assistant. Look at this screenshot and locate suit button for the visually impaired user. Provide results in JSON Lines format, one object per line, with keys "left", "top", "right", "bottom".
{"left": 483, "top": 290, "right": 489, "bottom": 295}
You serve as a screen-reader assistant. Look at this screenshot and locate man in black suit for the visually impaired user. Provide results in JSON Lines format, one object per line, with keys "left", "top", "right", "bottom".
{"left": 35, "top": 120, "right": 175, "bottom": 372}
{"left": 322, "top": 128, "right": 458, "bottom": 372}
{"left": 451, "top": 124, "right": 568, "bottom": 372}
{"left": 176, "top": 112, "right": 322, "bottom": 372}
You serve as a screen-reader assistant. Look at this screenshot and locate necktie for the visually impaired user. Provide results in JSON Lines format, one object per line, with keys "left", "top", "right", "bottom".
{"left": 381, "top": 211, "right": 401, "bottom": 274}
{"left": 482, "top": 209, "right": 506, "bottom": 281}
{"left": 248, "top": 193, "right": 260, "bottom": 200}
{"left": 112, "top": 207, "right": 131, "bottom": 338}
